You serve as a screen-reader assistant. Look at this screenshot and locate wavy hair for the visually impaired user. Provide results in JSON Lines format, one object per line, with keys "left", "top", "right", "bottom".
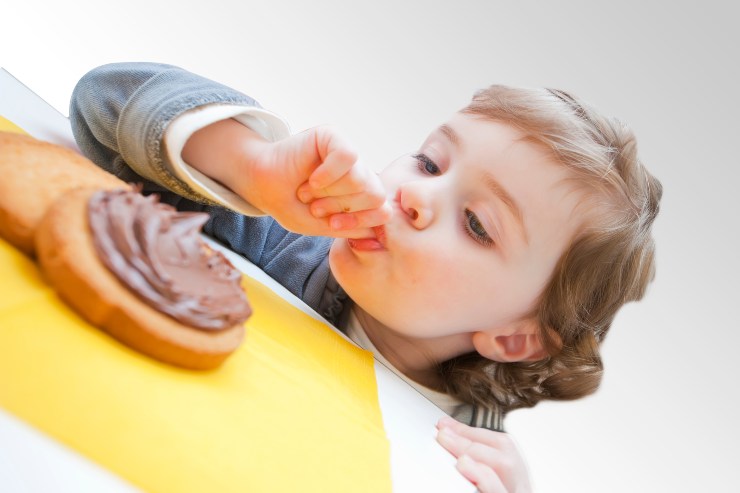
{"left": 439, "top": 86, "right": 663, "bottom": 413}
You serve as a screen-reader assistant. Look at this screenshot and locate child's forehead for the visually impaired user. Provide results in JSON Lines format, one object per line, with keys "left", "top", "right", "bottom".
{"left": 441, "top": 114, "right": 624, "bottom": 207}
{"left": 430, "top": 112, "right": 554, "bottom": 163}
{"left": 431, "top": 112, "right": 594, "bottom": 219}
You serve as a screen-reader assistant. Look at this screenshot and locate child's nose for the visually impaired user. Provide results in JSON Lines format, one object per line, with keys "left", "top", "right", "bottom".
{"left": 396, "top": 183, "right": 434, "bottom": 230}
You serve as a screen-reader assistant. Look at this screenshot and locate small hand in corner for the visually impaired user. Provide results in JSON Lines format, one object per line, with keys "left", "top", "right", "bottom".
{"left": 436, "top": 416, "right": 533, "bottom": 493}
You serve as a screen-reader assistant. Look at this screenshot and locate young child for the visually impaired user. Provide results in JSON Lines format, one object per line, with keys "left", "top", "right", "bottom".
{"left": 70, "top": 62, "right": 661, "bottom": 492}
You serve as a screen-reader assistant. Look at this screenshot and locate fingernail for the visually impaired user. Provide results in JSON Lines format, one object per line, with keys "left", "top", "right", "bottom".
{"left": 313, "top": 206, "right": 326, "bottom": 218}
{"left": 438, "top": 427, "right": 457, "bottom": 441}
{"left": 456, "top": 455, "right": 479, "bottom": 486}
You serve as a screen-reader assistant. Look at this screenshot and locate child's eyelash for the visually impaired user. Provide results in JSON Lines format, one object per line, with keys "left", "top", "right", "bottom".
{"left": 463, "top": 209, "right": 494, "bottom": 247}
{"left": 412, "top": 153, "right": 441, "bottom": 175}
{"left": 411, "top": 154, "right": 493, "bottom": 247}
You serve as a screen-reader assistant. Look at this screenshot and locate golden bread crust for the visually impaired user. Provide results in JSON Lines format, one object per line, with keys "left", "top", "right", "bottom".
{"left": 35, "top": 187, "right": 245, "bottom": 370}
{"left": 0, "top": 131, "right": 126, "bottom": 255}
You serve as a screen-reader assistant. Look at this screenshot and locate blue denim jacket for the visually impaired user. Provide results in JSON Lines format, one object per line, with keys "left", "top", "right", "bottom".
{"left": 69, "top": 62, "right": 351, "bottom": 328}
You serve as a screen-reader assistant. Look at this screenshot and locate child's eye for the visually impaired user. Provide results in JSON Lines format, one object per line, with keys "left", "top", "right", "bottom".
{"left": 464, "top": 209, "right": 493, "bottom": 247}
{"left": 412, "top": 153, "right": 441, "bottom": 175}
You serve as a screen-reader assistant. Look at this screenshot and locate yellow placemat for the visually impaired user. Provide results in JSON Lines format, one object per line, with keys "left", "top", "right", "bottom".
{"left": 0, "top": 119, "right": 391, "bottom": 491}
{"left": 0, "top": 115, "right": 26, "bottom": 133}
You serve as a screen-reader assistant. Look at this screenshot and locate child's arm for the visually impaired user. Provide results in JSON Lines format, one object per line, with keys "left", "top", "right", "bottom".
{"left": 436, "top": 417, "right": 532, "bottom": 493}
{"left": 181, "top": 117, "right": 390, "bottom": 239}
{"left": 71, "top": 62, "right": 389, "bottom": 241}
{"left": 69, "top": 62, "right": 263, "bottom": 207}
{"left": 69, "top": 62, "right": 353, "bottom": 319}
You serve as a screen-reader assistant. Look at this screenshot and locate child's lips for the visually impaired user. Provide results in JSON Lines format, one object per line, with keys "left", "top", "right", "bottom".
{"left": 346, "top": 225, "right": 387, "bottom": 251}
{"left": 372, "top": 225, "right": 387, "bottom": 248}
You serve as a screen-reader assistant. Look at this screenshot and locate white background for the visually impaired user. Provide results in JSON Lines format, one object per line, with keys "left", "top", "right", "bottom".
{"left": 2, "top": 1, "right": 738, "bottom": 491}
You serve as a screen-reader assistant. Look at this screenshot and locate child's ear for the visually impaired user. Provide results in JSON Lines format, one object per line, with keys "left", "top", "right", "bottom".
{"left": 472, "top": 319, "right": 547, "bottom": 363}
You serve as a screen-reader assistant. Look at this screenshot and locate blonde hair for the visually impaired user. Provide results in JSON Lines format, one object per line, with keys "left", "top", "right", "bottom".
{"left": 439, "top": 86, "right": 663, "bottom": 413}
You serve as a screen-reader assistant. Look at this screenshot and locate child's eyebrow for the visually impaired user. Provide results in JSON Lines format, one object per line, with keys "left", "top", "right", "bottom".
{"left": 481, "top": 171, "right": 528, "bottom": 245}
{"left": 439, "top": 123, "right": 461, "bottom": 148}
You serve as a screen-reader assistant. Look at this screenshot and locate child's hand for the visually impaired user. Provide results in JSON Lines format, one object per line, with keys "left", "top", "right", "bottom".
{"left": 183, "top": 120, "right": 390, "bottom": 238}
{"left": 436, "top": 417, "right": 532, "bottom": 493}
{"left": 246, "top": 125, "right": 391, "bottom": 238}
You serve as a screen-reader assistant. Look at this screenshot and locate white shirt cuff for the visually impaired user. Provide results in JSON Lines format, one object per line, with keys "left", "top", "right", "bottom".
{"left": 164, "top": 104, "right": 291, "bottom": 216}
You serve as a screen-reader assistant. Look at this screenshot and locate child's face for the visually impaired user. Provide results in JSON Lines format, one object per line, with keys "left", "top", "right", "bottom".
{"left": 329, "top": 113, "right": 586, "bottom": 349}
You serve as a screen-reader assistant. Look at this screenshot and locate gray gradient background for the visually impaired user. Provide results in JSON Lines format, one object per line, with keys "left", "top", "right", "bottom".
{"left": 2, "top": 1, "right": 737, "bottom": 491}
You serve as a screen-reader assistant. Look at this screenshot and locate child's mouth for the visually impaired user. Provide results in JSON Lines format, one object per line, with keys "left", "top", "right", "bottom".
{"left": 347, "top": 226, "right": 387, "bottom": 251}
{"left": 372, "top": 225, "right": 387, "bottom": 247}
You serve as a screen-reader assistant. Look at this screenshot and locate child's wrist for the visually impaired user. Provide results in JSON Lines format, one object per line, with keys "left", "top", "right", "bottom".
{"left": 182, "top": 118, "right": 272, "bottom": 208}
{"left": 233, "top": 136, "right": 275, "bottom": 212}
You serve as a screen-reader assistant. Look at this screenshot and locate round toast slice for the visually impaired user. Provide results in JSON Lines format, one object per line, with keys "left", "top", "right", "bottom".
{"left": 0, "top": 131, "right": 126, "bottom": 256}
{"left": 35, "top": 187, "right": 246, "bottom": 370}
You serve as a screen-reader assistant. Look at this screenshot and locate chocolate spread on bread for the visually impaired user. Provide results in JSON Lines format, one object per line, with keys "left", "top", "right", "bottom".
{"left": 88, "top": 189, "right": 251, "bottom": 330}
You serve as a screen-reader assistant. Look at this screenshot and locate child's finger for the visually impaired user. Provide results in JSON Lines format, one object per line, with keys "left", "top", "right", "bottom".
{"left": 436, "top": 426, "right": 472, "bottom": 457}
{"left": 456, "top": 455, "right": 507, "bottom": 493}
{"left": 296, "top": 170, "right": 359, "bottom": 203}
{"left": 437, "top": 417, "right": 511, "bottom": 450}
{"left": 326, "top": 227, "right": 376, "bottom": 240}
{"left": 328, "top": 204, "right": 392, "bottom": 232}
{"left": 309, "top": 192, "right": 387, "bottom": 218}
{"left": 457, "top": 442, "right": 510, "bottom": 474}
{"left": 307, "top": 127, "right": 358, "bottom": 190}
{"left": 436, "top": 423, "right": 510, "bottom": 461}
{"left": 437, "top": 431, "right": 515, "bottom": 493}
{"left": 437, "top": 419, "right": 529, "bottom": 493}
{"left": 300, "top": 163, "right": 382, "bottom": 202}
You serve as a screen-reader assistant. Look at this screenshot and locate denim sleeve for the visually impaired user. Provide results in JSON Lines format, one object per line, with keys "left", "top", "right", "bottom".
{"left": 68, "top": 62, "right": 342, "bottom": 315}
{"left": 69, "top": 61, "right": 260, "bottom": 204}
